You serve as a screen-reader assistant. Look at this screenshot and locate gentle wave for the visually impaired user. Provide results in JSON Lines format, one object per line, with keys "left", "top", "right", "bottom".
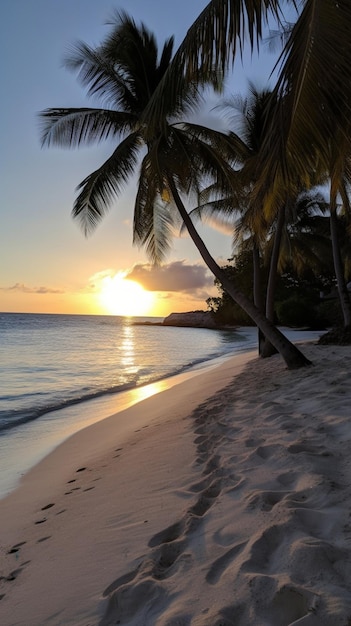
{"left": 0, "top": 340, "right": 253, "bottom": 434}
{"left": 2, "top": 313, "right": 320, "bottom": 438}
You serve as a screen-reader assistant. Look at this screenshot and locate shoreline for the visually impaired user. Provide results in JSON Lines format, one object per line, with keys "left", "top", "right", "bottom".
{"left": 0, "top": 349, "right": 252, "bottom": 501}
{"left": 1, "top": 343, "right": 351, "bottom": 625}
{"left": 1, "top": 326, "right": 322, "bottom": 500}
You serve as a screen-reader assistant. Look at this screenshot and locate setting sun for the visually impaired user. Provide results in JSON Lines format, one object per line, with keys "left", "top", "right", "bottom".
{"left": 98, "top": 274, "right": 155, "bottom": 316}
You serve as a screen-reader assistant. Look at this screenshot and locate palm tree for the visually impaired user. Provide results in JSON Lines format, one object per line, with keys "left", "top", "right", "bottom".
{"left": 39, "top": 11, "right": 311, "bottom": 368}
{"left": 164, "top": 1, "right": 351, "bottom": 186}
{"left": 326, "top": 130, "right": 351, "bottom": 327}
{"left": 276, "top": 194, "right": 332, "bottom": 277}
{"left": 185, "top": 85, "right": 297, "bottom": 355}
{"left": 157, "top": 0, "right": 351, "bottom": 334}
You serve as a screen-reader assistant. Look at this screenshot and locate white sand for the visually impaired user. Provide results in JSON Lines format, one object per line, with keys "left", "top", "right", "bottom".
{"left": 1, "top": 344, "right": 351, "bottom": 625}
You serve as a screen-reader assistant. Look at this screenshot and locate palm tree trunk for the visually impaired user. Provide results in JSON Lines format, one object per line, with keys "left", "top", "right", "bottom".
{"left": 260, "top": 205, "right": 285, "bottom": 358}
{"left": 252, "top": 243, "right": 265, "bottom": 355}
{"left": 266, "top": 205, "right": 285, "bottom": 322}
{"left": 168, "top": 179, "right": 311, "bottom": 369}
{"left": 253, "top": 243, "right": 263, "bottom": 311}
{"left": 330, "top": 207, "right": 351, "bottom": 327}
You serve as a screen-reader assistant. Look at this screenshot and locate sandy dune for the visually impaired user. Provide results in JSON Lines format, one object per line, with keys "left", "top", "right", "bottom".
{"left": 1, "top": 344, "right": 351, "bottom": 625}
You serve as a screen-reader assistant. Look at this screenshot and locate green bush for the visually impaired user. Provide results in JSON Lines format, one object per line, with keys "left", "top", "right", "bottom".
{"left": 214, "top": 303, "right": 253, "bottom": 326}
{"left": 315, "top": 299, "right": 343, "bottom": 327}
{"left": 276, "top": 296, "right": 317, "bottom": 327}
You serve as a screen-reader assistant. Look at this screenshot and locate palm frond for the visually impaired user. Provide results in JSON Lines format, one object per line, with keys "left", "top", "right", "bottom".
{"left": 143, "top": 200, "right": 178, "bottom": 265}
{"left": 279, "top": 234, "right": 332, "bottom": 276}
{"left": 132, "top": 153, "right": 178, "bottom": 264}
{"left": 170, "top": 124, "right": 241, "bottom": 196}
{"left": 133, "top": 151, "right": 160, "bottom": 244}
{"left": 64, "top": 41, "right": 137, "bottom": 110}
{"left": 102, "top": 10, "right": 177, "bottom": 114}
{"left": 179, "top": 0, "right": 288, "bottom": 75}
{"left": 216, "top": 83, "right": 275, "bottom": 151}
{"left": 268, "top": 0, "right": 351, "bottom": 179}
{"left": 39, "top": 108, "right": 137, "bottom": 148}
{"left": 186, "top": 201, "right": 239, "bottom": 235}
{"left": 72, "top": 132, "right": 141, "bottom": 235}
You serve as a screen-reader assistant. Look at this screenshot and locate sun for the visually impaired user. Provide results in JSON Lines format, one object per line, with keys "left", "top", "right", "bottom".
{"left": 99, "top": 274, "right": 155, "bottom": 316}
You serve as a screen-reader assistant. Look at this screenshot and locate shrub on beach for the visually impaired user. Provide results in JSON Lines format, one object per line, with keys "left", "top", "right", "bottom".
{"left": 276, "top": 296, "right": 317, "bottom": 328}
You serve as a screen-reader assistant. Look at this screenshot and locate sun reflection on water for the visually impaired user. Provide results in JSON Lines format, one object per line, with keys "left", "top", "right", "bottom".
{"left": 120, "top": 323, "right": 138, "bottom": 374}
{"left": 128, "top": 380, "right": 170, "bottom": 403}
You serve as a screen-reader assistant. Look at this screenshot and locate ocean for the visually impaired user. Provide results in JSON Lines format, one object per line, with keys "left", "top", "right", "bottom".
{"left": 0, "top": 312, "right": 321, "bottom": 497}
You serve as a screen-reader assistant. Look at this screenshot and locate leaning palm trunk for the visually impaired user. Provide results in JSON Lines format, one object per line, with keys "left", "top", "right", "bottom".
{"left": 168, "top": 178, "right": 311, "bottom": 369}
{"left": 330, "top": 207, "right": 351, "bottom": 327}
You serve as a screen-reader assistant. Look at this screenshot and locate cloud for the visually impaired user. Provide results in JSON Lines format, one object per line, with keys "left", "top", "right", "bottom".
{"left": 87, "top": 269, "right": 116, "bottom": 291}
{"left": 0, "top": 283, "right": 64, "bottom": 294}
{"left": 126, "top": 261, "right": 214, "bottom": 292}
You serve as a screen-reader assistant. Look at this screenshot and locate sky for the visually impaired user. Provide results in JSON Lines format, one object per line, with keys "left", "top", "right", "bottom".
{"left": 0, "top": 0, "right": 287, "bottom": 317}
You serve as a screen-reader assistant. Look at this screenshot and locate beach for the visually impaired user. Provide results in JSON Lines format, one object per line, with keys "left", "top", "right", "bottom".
{"left": 1, "top": 342, "right": 351, "bottom": 625}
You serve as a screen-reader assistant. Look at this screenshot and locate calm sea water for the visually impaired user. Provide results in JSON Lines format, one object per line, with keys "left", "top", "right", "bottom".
{"left": 0, "top": 312, "right": 260, "bottom": 433}
{"left": 0, "top": 312, "right": 264, "bottom": 496}
{"left": 0, "top": 312, "right": 321, "bottom": 497}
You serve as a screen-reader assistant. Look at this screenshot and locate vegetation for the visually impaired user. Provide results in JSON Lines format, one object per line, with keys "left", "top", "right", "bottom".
{"left": 207, "top": 249, "right": 342, "bottom": 330}
{"left": 39, "top": 1, "right": 351, "bottom": 367}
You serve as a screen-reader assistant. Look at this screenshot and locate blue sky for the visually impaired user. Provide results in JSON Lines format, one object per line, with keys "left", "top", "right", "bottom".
{"left": 0, "top": 0, "right": 287, "bottom": 316}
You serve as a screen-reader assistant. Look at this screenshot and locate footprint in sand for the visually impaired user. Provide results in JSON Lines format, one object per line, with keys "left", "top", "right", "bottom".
{"left": 189, "top": 494, "right": 215, "bottom": 517}
{"left": 1, "top": 568, "right": 23, "bottom": 582}
{"left": 100, "top": 579, "right": 166, "bottom": 625}
{"left": 206, "top": 542, "right": 246, "bottom": 585}
{"left": 241, "top": 523, "right": 288, "bottom": 573}
{"left": 103, "top": 567, "right": 139, "bottom": 597}
{"left": 148, "top": 521, "right": 184, "bottom": 547}
{"left": 245, "top": 490, "right": 288, "bottom": 512}
{"left": 255, "top": 444, "right": 282, "bottom": 460}
{"left": 203, "top": 454, "right": 221, "bottom": 475}
{"left": 65, "top": 487, "right": 81, "bottom": 495}
{"left": 188, "top": 476, "right": 212, "bottom": 493}
{"left": 269, "top": 584, "right": 319, "bottom": 624}
{"left": 188, "top": 479, "right": 222, "bottom": 517}
{"left": 152, "top": 539, "right": 188, "bottom": 579}
{"left": 41, "top": 503, "right": 55, "bottom": 511}
{"left": 276, "top": 471, "right": 297, "bottom": 487}
{"left": 288, "top": 442, "right": 331, "bottom": 457}
{"left": 194, "top": 434, "right": 208, "bottom": 444}
{"left": 7, "top": 541, "right": 26, "bottom": 554}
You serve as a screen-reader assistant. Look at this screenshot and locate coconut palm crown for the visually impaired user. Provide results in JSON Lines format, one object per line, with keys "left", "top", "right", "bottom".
{"left": 39, "top": 10, "right": 232, "bottom": 262}
{"left": 39, "top": 10, "right": 311, "bottom": 368}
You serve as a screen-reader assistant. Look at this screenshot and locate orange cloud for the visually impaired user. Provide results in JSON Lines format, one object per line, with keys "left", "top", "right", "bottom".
{"left": 126, "top": 261, "right": 213, "bottom": 292}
